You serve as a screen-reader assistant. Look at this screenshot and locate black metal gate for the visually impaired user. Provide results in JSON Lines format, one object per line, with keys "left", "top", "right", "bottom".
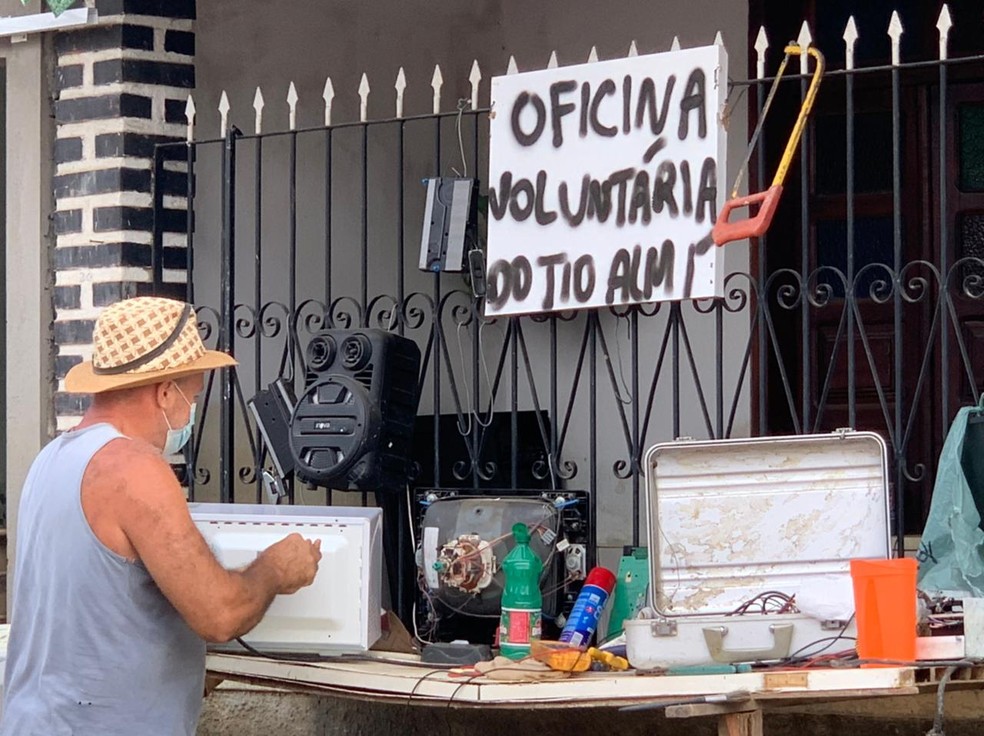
{"left": 152, "top": 46, "right": 984, "bottom": 572}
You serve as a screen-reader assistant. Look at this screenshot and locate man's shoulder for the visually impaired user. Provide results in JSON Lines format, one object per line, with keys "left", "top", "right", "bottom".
{"left": 95, "top": 434, "right": 164, "bottom": 464}
{"left": 89, "top": 436, "right": 176, "bottom": 493}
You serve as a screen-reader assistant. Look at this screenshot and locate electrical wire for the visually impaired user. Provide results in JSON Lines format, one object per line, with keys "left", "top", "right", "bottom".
{"left": 728, "top": 591, "right": 798, "bottom": 616}
{"left": 430, "top": 506, "right": 558, "bottom": 569}
{"left": 609, "top": 313, "right": 633, "bottom": 406}
{"left": 403, "top": 666, "right": 459, "bottom": 734}
{"left": 234, "top": 636, "right": 299, "bottom": 661}
{"left": 452, "top": 98, "right": 469, "bottom": 178}
{"left": 231, "top": 636, "right": 460, "bottom": 669}
{"left": 833, "top": 658, "right": 978, "bottom": 669}
{"left": 927, "top": 666, "right": 958, "bottom": 736}
{"left": 454, "top": 319, "right": 496, "bottom": 436}
{"left": 442, "top": 661, "right": 577, "bottom": 735}
{"left": 539, "top": 573, "right": 579, "bottom": 600}
{"left": 768, "top": 614, "right": 856, "bottom": 666}
{"left": 406, "top": 484, "right": 437, "bottom": 646}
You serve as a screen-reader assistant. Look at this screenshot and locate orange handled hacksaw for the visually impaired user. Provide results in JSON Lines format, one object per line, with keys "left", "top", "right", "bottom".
{"left": 712, "top": 43, "right": 825, "bottom": 246}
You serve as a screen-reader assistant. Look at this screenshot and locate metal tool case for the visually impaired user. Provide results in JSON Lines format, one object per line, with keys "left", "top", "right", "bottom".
{"left": 624, "top": 431, "right": 891, "bottom": 669}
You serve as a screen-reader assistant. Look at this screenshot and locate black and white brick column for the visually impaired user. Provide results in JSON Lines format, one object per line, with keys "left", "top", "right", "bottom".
{"left": 52, "top": 0, "right": 195, "bottom": 429}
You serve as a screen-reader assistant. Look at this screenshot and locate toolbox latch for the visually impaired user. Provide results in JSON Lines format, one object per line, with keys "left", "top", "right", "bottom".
{"left": 650, "top": 618, "right": 678, "bottom": 637}
{"left": 832, "top": 427, "right": 855, "bottom": 437}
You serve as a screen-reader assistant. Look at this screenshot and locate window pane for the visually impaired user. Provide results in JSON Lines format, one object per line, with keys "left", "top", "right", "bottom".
{"left": 959, "top": 213, "right": 984, "bottom": 282}
{"left": 815, "top": 112, "right": 893, "bottom": 195}
{"left": 817, "top": 217, "right": 895, "bottom": 298}
{"left": 959, "top": 104, "right": 984, "bottom": 193}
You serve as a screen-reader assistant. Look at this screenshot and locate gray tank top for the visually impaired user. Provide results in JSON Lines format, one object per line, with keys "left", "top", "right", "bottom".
{"left": 1, "top": 423, "right": 205, "bottom": 735}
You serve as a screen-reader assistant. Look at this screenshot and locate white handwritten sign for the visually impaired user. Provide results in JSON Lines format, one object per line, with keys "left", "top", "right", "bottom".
{"left": 485, "top": 45, "right": 728, "bottom": 316}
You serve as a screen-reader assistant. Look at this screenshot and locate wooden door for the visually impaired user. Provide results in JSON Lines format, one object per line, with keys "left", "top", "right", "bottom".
{"left": 749, "top": 0, "right": 984, "bottom": 532}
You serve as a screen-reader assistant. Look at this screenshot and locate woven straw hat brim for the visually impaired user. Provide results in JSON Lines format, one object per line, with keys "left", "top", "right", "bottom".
{"left": 64, "top": 350, "right": 237, "bottom": 394}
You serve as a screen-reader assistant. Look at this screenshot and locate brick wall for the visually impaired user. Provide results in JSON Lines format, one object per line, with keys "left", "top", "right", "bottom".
{"left": 52, "top": 0, "right": 195, "bottom": 430}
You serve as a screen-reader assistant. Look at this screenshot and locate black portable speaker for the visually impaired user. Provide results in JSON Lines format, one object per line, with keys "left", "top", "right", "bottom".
{"left": 289, "top": 329, "right": 422, "bottom": 491}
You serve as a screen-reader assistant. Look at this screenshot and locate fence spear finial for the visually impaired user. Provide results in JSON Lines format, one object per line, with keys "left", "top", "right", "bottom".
{"left": 754, "top": 26, "right": 769, "bottom": 79}
{"left": 670, "top": 36, "right": 681, "bottom": 51}
{"left": 469, "top": 60, "right": 482, "bottom": 110}
{"left": 843, "top": 16, "right": 859, "bottom": 71}
{"left": 185, "top": 93, "right": 196, "bottom": 142}
{"left": 287, "top": 82, "right": 298, "bottom": 131}
{"left": 506, "top": 55, "right": 518, "bottom": 74}
{"left": 322, "top": 77, "right": 334, "bottom": 127}
{"left": 252, "top": 87, "right": 264, "bottom": 135}
{"left": 395, "top": 67, "right": 407, "bottom": 118}
{"left": 359, "top": 73, "right": 370, "bottom": 123}
{"left": 218, "top": 90, "right": 229, "bottom": 138}
{"left": 430, "top": 64, "right": 443, "bottom": 115}
{"left": 627, "top": 40, "right": 638, "bottom": 57}
{"left": 797, "top": 21, "right": 813, "bottom": 73}
{"left": 587, "top": 46, "right": 599, "bottom": 62}
{"left": 547, "top": 50, "right": 558, "bottom": 68}
{"left": 937, "top": 4, "right": 952, "bottom": 61}
{"left": 888, "top": 11, "right": 904, "bottom": 66}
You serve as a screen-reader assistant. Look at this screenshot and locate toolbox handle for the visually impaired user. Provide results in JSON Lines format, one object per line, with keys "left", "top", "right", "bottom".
{"left": 702, "top": 624, "right": 794, "bottom": 664}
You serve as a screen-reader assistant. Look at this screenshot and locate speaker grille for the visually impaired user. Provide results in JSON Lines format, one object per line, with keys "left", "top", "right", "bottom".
{"left": 290, "top": 329, "right": 421, "bottom": 491}
{"left": 354, "top": 365, "right": 374, "bottom": 392}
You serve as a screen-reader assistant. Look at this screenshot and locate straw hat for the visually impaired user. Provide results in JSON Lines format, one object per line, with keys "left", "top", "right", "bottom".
{"left": 65, "top": 297, "right": 237, "bottom": 394}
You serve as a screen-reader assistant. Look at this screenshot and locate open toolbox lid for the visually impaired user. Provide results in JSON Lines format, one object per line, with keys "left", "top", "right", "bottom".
{"left": 643, "top": 430, "right": 891, "bottom": 619}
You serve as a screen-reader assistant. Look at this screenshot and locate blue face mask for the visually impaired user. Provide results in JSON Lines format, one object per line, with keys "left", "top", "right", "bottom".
{"left": 162, "top": 385, "right": 196, "bottom": 456}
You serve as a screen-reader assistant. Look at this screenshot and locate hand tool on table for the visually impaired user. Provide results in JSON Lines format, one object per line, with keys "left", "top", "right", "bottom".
{"left": 587, "top": 647, "right": 630, "bottom": 671}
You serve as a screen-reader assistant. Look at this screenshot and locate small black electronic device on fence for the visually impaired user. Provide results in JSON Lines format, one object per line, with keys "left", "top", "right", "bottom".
{"left": 418, "top": 177, "right": 479, "bottom": 273}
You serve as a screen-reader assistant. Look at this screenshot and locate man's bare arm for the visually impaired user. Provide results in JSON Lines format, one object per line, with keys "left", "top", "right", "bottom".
{"left": 113, "top": 444, "right": 321, "bottom": 642}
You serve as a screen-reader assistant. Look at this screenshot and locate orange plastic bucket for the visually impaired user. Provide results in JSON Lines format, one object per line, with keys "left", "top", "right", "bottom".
{"left": 850, "top": 558, "right": 917, "bottom": 666}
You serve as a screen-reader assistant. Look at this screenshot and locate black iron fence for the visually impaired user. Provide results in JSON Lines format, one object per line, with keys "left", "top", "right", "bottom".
{"left": 152, "top": 45, "right": 984, "bottom": 566}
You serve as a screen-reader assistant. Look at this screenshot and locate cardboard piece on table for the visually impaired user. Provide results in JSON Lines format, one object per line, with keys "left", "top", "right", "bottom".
{"left": 474, "top": 655, "right": 572, "bottom": 682}
{"left": 370, "top": 610, "right": 419, "bottom": 655}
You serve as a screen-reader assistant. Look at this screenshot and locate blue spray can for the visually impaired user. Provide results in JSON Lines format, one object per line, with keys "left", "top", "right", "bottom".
{"left": 559, "top": 566, "right": 616, "bottom": 647}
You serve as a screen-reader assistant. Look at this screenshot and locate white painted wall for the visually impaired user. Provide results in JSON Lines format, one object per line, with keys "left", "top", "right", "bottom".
{"left": 191, "top": 0, "right": 753, "bottom": 559}
{"left": 1, "top": 30, "right": 55, "bottom": 612}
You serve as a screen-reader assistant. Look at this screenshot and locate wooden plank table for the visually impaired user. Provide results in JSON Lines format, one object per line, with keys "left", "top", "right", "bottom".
{"left": 205, "top": 651, "right": 923, "bottom": 734}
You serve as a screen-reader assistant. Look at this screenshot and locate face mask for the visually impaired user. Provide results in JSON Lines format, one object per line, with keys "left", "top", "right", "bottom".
{"left": 162, "top": 385, "right": 196, "bottom": 456}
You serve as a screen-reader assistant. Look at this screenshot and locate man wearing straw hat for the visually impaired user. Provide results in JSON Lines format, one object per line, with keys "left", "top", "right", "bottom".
{"left": 1, "top": 297, "right": 322, "bottom": 736}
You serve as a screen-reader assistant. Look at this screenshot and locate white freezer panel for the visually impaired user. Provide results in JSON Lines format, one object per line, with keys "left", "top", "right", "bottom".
{"left": 191, "top": 503, "right": 382, "bottom": 654}
{"left": 202, "top": 524, "right": 367, "bottom": 647}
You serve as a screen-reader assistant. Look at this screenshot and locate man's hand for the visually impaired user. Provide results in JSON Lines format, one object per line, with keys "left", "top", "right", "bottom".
{"left": 261, "top": 534, "right": 323, "bottom": 594}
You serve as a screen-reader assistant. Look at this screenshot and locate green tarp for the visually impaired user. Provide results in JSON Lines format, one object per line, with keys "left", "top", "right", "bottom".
{"left": 21, "top": 0, "right": 77, "bottom": 18}
{"left": 918, "top": 400, "right": 984, "bottom": 595}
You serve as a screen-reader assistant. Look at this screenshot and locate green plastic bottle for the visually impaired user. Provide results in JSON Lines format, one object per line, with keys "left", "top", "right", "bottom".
{"left": 498, "top": 523, "right": 543, "bottom": 660}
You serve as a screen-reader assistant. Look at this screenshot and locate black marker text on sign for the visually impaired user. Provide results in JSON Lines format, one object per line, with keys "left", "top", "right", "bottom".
{"left": 485, "top": 45, "right": 727, "bottom": 315}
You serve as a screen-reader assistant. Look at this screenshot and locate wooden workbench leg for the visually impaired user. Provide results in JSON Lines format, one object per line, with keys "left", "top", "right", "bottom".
{"left": 718, "top": 709, "right": 763, "bottom": 736}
